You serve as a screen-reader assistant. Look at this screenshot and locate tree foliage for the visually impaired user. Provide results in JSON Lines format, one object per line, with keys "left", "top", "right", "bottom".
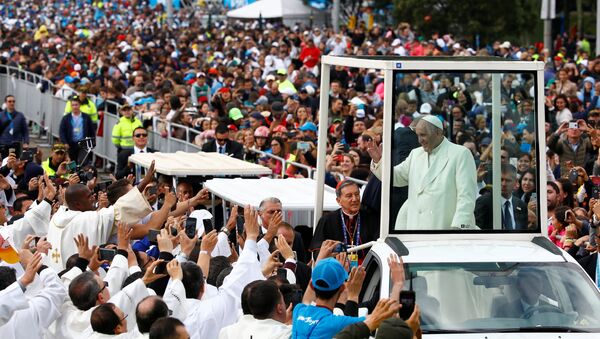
{"left": 383, "top": 0, "right": 540, "bottom": 45}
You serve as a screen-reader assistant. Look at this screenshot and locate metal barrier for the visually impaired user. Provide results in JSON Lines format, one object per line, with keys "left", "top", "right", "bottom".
{"left": 0, "top": 64, "right": 370, "bottom": 184}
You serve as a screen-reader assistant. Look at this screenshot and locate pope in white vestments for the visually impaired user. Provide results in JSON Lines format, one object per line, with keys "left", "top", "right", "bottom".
{"left": 370, "top": 115, "right": 477, "bottom": 230}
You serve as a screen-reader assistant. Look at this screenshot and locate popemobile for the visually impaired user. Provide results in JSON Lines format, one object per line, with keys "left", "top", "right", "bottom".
{"left": 312, "top": 56, "right": 600, "bottom": 337}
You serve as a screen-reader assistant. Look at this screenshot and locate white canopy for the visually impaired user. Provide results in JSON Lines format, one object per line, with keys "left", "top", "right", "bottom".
{"left": 227, "top": 0, "right": 317, "bottom": 20}
{"left": 128, "top": 151, "right": 272, "bottom": 177}
{"left": 204, "top": 177, "right": 339, "bottom": 211}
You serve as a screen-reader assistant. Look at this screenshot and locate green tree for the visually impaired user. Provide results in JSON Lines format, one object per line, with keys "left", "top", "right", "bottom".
{"left": 383, "top": 0, "right": 540, "bottom": 46}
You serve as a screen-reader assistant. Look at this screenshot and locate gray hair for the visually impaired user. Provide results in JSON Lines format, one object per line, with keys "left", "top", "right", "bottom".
{"left": 259, "top": 197, "right": 282, "bottom": 211}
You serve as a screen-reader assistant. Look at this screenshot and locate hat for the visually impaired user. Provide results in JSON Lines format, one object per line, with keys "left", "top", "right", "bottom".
{"left": 304, "top": 86, "right": 315, "bottom": 95}
{"left": 228, "top": 107, "right": 243, "bottom": 121}
{"left": 480, "top": 137, "right": 492, "bottom": 146}
{"left": 208, "top": 68, "right": 219, "bottom": 75}
{"left": 356, "top": 108, "right": 366, "bottom": 119}
{"left": 250, "top": 112, "right": 265, "bottom": 121}
{"left": 121, "top": 104, "right": 132, "bottom": 110}
{"left": 266, "top": 74, "right": 276, "bottom": 81}
{"left": 52, "top": 143, "right": 67, "bottom": 152}
{"left": 73, "top": 64, "right": 81, "bottom": 71}
{"left": 311, "top": 258, "right": 348, "bottom": 291}
{"left": 271, "top": 101, "right": 284, "bottom": 113}
{"left": 499, "top": 41, "right": 511, "bottom": 49}
{"left": 254, "top": 126, "right": 270, "bottom": 138}
{"left": 391, "top": 39, "right": 401, "bottom": 47}
{"left": 196, "top": 72, "right": 206, "bottom": 78}
{"left": 273, "top": 125, "right": 288, "bottom": 133}
{"left": 227, "top": 124, "right": 238, "bottom": 131}
{"left": 219, "top": 87, "right": 230, "bottom": 94}
{"left": 277, "top": 69, "right": 287, "bottom": 76}
{"left": 299, "top": 122, "right": 317, "bottom": 132}
{"left": 422, "top": 115, "right": 443, "bottom": 130}
{"left": 420, "top": 103, "right": 432, "bottom": 114}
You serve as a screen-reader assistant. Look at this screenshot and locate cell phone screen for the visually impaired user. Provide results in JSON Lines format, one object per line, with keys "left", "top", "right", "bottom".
{"left": 98, "top": 248, "right": 117, "bottom": 262}
{"left": 203, "top": 219, "right": 213, "bottom": 234}
{"left": 399, "top": 290, "right": 416, "bottom": 320}
{"left": 185, "top": 217, "right": 197, "bottom": 238}
{"left": 236, "top": 216, "right": 245, "bottom": 234}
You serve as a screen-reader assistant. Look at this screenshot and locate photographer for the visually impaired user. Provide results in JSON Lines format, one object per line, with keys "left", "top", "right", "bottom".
{"left": 0, "top": 147, "right": 44, "bottom": 192}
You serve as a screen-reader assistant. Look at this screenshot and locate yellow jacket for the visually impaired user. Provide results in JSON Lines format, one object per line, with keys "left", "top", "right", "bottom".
{"left": 112, "top": 116, "right": 143, "bottom": 149}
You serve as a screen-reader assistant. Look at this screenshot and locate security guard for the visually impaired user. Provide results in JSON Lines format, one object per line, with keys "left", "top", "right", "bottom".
{"left": 41, "top": 143, "right": 69, "bottom": 178}
{"left": 111, "top": 104, "right": 143, "bottom": 151}
{"left": 64, "top": 85, "right": 98, "bottom": 126}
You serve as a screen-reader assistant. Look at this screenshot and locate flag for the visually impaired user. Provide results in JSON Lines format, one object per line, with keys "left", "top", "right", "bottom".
{"left": 0, "top": 234, "right": 19, "bottom": 264}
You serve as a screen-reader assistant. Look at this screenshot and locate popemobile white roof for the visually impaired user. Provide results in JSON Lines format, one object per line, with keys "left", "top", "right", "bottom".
{"left": 321, "top": 55, "right": 545, "bottom": 71}
{"left": 371, "top": 239, "right": 571, "bottom": 264}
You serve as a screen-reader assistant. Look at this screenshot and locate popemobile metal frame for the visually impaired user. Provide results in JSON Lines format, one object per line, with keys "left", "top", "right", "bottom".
{"left": 314, "top": 56, "right": 547, "bottom": 243}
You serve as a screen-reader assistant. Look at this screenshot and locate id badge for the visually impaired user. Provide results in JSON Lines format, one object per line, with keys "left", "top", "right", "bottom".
{"left": 348, "top": 253, "right": 359, "bottom": 269}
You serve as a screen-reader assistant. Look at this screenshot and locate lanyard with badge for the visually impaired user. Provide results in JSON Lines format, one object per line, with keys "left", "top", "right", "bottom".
{"left": 340, "top": 211, "right": 360, "bottom": 269}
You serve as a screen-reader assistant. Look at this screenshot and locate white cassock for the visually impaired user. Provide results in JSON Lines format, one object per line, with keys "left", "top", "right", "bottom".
{"left": 0, "top": 281, "right": 29, "bottom": 326}
{"left": 48, "top": 270, "right": 149, "bottom": 339}
{"left": 0, "top": 200, "right": 52, "bottom": 249}
{"left": 0, "top": 267, "right": 67, "bottom": 339}
{"left": 218, "top": 316, "right": 291, "bottom": 339}
{"left": 46, "top": 205, "right": 115, "bottom": 271}
{"left": 46, "top": 187, "right": 152, "bottom": 271}
{"left": 372, "top": 138, "right": 477, "bottom": 230}
{"left": 163, "top": 240, "right": 265, "bottom": 339}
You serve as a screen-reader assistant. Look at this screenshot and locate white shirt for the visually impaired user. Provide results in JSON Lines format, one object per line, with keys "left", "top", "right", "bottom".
{"left": 0, "top": 281, "right": 29, "bottom": 326}
{"left": 0, "top": 200, "right": 52, "bottom": 249}
{"left": 133, "top": 146, "right": 147, "bottom": 154}
{"left": 219, "top": 316, "right": 291, "bottom": 339}
{"left": 48, "top": 277, "right": 149, "bottom": 339}
{"left": 0, "top": 268, "right": 67, "bottom": 339}
{"left": 163, "top": 240, "right": 265, "bottom": 339}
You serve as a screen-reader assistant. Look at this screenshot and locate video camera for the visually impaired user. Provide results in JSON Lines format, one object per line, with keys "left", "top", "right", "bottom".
{"left": 75, "top": 138, "right": 96, "bottom": 184}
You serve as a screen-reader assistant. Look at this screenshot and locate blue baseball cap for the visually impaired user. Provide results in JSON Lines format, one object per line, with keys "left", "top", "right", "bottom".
{"left": 311, "top": 258, "right": 348, "bottom": 291}
{"left": 299, "top": 121, "right": 317, "bottom": 132}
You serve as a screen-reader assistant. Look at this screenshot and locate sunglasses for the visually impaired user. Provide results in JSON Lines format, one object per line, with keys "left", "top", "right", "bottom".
{"left": 134, "top": 133, "right": 148, "bottom": 138}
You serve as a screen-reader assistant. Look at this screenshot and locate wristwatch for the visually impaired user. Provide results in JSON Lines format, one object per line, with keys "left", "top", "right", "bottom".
{"left": 220, "top": 227, "right": 230, "bottom": 236}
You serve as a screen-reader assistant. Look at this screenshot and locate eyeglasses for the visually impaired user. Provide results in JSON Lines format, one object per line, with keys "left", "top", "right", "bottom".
{"left": 134, "top": 133, "right": 148, "bottom": 138}
{"left": 98, "top": 281, "right": 108, "bottom": 294}
{"left": 120, "top": 314, "right": 128, "bottom": 322}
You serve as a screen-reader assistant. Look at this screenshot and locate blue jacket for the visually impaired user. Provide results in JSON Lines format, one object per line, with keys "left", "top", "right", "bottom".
{"left": 0, "top": 110, "right": 29, "bottom": 145}
{"left": 59, "top": 112, "right": 95, "bottom": 146}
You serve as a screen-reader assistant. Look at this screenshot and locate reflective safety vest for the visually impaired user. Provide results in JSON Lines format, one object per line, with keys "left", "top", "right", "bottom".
{"left": 64, "top": 98, "right": 99, "bottom": 123}
{"left": 112, "top": 116, "right": 143, "bottom": 149}
{"left": 41, "top": 158, "right": 65, "bottom": 178}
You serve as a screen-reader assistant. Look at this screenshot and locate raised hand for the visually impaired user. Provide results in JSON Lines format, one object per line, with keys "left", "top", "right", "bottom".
{"left": 166, "top": 260, "right": 183, "bottom": 281}
{"left": 19, "top": 251, "right": 43, "bottom": 287}
{"left": 73, "top": 233, "right": 96, "bottom": 260}
{"left": 364, "top": 298, "right": 401, "bottom": 331}
{"left": 366, "top": 139, "right": 382, "bottom": 163}
{"left": 243, "top": 205, "right": 260, "bottom": 241}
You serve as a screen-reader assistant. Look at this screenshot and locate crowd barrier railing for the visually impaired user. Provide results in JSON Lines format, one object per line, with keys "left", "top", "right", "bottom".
{"left": 0, "top": 64, "right": 371, "bottom": 184}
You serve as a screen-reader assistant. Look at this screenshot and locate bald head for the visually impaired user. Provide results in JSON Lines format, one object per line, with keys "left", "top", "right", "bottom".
{"left": 65, "top": 183, "right": 94, "bottom": 211}
{"left": 136, "top": 296, "right": 169, "bottom": 334}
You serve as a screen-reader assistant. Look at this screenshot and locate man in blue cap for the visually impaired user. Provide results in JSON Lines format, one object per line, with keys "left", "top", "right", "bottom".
{"left": 299, "top": 121, "right": 317, "bottom": 141}
{"left": 292, "top": 257, "right": 364, "bottom": 338}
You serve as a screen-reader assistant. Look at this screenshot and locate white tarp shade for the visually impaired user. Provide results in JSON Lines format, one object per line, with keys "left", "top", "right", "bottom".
{"left": 128, "top": 151, "right": 272, "bottom": 176}
{"left": 226, "top": 0, "right": 315, "bottom": 19}
{"left": 204, "top": 177, "right": 339, "bottom": 211}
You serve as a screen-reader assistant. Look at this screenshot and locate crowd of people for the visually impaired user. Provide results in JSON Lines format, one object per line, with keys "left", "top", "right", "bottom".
{"left": 0, "top": 0, "right": 599, "bottom": 338}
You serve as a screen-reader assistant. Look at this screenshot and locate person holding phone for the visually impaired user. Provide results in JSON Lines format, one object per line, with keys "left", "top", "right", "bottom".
{"left": 41, "top": 143, "right": 69, "bottom": 178}
{"left": 547, "top": 119, "right": 592, "bottom": 176}
{"left": 0, "top": 145, "right": 44, "bottom": 192}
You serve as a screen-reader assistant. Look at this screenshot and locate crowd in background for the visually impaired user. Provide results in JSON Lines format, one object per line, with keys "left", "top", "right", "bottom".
{"left": 0, "top": 0, "right": 599, "bottom": 338}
